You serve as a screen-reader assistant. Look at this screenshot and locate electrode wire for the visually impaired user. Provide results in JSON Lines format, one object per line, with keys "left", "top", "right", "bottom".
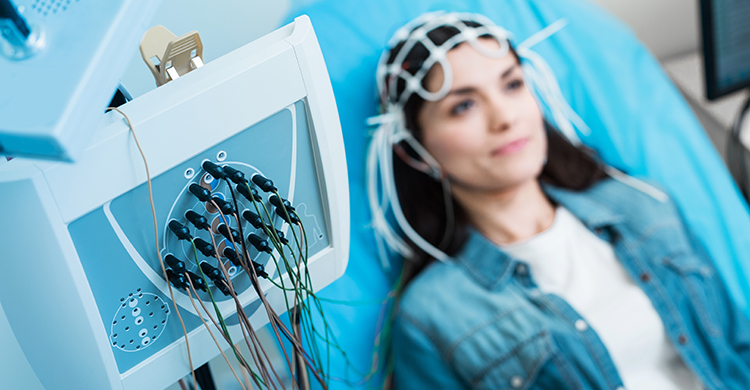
{"left": 236, "top": 309, "right": 280, "bottom": 390}
{"left": 203, "top": 177, "right": 330, "bottom": 388}
{"left": 190, "top": 239, "right": 269, "bottom": 389}
{"left": 314, "top": 267, "right": 404, "bottom": 388}
{"left": 258, "top": 198, "right": 340, "bottom": 387}
{"left": 256, "top": 204, "right": 365, "bottom": 388}
{"left": 184, "top": 273, "right": 250, "bottom": 390}
{"left": 213, "top": 203, "right": 300, "bottom": 390}
{"left": 190, "top": 237, "right": 243, "bottom": 367}
{"left": 238, "top": 232, "right": 327, "bottom": 388}
{"left": 199, "top": 230, "right": 291, "bottom": 390}
{"left": 291, "top": 219, "right": 328, "bottom": 384}
{"left": 206, "top": 206, "right": 286, "bottom": 389}
{"left": 189, "top": 281, "right": 265, "bottom": 390}
{"left": 105, "top": 107, "right": 197, "bottom": 387}
{"left": 249, "top": 192, "right": 322, "bottom": 373}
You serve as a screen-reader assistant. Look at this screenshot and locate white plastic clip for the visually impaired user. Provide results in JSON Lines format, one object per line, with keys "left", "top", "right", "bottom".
{"left": 139, "top": 25, "right": 204, "bottom": 87}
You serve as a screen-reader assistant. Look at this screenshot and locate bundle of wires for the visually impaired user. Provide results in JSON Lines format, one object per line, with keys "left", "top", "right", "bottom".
{"left": 108, "top": 107, "right": 346, "bottom": 390}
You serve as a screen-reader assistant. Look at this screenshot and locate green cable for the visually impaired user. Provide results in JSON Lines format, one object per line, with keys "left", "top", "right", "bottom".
{"left": 292, "top": 220, "right": 329, "bottom": 385}
{"left": 248, "top": 184, "right": 352, "bottom": 387}
{"left": 246, "top": 185, "right": 321, "bottom": 384}
{"left": 190, "top": 239, "right": 266, "bottom": 387}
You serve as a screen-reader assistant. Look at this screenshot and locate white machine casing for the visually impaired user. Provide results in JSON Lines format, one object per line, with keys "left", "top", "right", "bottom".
{"left": 0, "top": 0, "right": 162, "bottom": 161}
{"left": 0, "top": 15, "right": 349, "bottom": 390}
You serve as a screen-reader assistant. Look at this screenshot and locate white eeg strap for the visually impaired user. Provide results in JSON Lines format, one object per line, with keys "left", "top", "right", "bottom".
{"left": 367, "top": 12, "right": 592, "bottom": 267}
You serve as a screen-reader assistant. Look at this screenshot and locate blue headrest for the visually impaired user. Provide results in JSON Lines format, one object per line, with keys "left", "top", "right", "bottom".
{"left": 284, "top": 0, "right": 750, "bottom": 385}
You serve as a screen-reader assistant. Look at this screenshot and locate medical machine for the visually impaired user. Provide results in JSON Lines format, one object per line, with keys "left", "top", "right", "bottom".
{"left": 700, "top": 0, "right": 750, "bottom": 100}
{"left": 0, "top": 14, "right": 349, "bottom": 390}
{"left": 0, "top": 0, "right": 161, "bottom": 161}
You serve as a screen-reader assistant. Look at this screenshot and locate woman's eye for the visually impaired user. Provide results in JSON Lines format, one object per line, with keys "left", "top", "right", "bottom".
{"left": 506, "top": 79, "right": 524, "bottom": 91}
{"left": 450, "top": 100, "right": 474, "bottom": 115}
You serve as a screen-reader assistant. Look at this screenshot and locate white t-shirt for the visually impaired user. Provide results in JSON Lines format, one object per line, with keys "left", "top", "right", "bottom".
{"left": 500, "top": 206, "right": 703, "bottom": 390}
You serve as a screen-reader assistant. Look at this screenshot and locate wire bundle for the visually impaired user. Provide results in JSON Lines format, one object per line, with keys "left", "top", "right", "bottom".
{"left": 171, "top": 167, "right": 340, "bottom": 390}
{"left": 107, "top": 106, "right": 347, "bottom": 390}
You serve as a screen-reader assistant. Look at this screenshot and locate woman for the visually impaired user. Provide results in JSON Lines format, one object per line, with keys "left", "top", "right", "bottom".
{"left": 366, "top": 12, "right": 750, "bottom": 389}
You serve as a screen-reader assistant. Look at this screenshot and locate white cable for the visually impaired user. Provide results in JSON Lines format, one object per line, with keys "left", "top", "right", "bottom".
{"left": 516, "top": 18, "right": 569, "bottom": 51}
{"left": 367, "top": 12, "right": 591, "bottom": 266}
{"left": 605, "top": 166, "right": 669, "bottom": 202}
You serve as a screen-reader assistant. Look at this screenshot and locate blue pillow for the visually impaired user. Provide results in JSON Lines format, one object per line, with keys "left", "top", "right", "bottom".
{"left": 284, "top": 0, "right": 750, "bottom": 386}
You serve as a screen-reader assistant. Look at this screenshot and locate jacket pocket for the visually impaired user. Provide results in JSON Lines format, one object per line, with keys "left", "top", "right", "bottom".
{"left": 447, "top": 306, "right": 560, "bottom": 390}
{"left": 662, "top": 253, "right": 724, "bottom": 336}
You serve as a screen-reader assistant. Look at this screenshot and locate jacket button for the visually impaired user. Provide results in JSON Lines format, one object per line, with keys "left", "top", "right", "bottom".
{"left": 575, "top": 319, "right": 589, "bottom": 332}
{"left": 515, "top": 264, "right": 528, "bottom": 275}
{"left": 510, "top": 376, "right": 524, "bottom": 388}
{"left": 678, "top": 334, "right": 688, "bottom": 345}
{"left": 640, "top": 272, "right": 650, "bottom": 282}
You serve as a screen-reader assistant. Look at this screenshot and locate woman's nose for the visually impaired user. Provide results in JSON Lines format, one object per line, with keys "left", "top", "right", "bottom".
{"left": 488, "top": 97, "right": 513, "bottom": 133}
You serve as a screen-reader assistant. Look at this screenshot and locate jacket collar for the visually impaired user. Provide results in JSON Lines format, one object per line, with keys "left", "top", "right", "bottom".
{"left": 454, "top": 178, "right": 626, "bottom": 290}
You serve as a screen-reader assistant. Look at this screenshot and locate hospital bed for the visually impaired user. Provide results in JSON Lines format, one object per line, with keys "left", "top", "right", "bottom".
{"left": 281, "top": 0, "right": 750, "bottom": 387}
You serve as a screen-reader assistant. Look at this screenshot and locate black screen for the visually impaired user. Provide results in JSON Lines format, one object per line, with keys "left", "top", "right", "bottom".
{"left": 701, "top": 0, "right": 750, "bottom": 100}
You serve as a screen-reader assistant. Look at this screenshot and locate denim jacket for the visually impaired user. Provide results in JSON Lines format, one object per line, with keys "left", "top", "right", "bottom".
{"left": 392, "top": 177, "right": 750, "bottom": 389}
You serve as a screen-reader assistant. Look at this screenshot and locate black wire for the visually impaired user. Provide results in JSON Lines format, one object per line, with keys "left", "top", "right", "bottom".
{"left": 225, "top": 178, "right": 250, "bottom": 269}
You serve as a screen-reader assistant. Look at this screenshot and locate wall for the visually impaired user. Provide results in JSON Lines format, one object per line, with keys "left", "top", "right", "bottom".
{"left": 119, "top": 0, "right": 701, "bottom": 99}
{"left": 589, "top": 0, "right": 701, "bottom": 59}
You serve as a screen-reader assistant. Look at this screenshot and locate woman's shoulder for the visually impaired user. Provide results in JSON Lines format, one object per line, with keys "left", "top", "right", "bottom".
{"left": 396, "top": 256, "right": 528, "bottom": 343}
{"left": 397, "top": 260, "right": 469, "bottom": 324}
{"left": 546, "top": 174, "right": 683, "bottom": 231}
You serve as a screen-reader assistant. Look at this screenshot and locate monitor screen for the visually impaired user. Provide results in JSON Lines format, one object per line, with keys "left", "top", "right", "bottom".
{"left": 701, "top": 0, "right": 750, "bottom": 100}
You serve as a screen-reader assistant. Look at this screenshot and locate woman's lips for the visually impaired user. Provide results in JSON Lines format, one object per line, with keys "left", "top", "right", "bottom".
{"left": 492, "top": 138, "right": 528, "bottom": 156}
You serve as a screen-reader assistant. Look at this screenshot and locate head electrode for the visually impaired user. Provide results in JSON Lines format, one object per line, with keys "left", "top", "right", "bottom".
{"left": 376, "top": 12, "right": 512, "bottom": 108}
{"left": 366, "top": 12, "right": 590, "bottom": 267}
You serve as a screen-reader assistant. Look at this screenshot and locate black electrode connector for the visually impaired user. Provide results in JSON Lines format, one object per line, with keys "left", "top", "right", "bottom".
{"left": 247, "top": 233, "right": 272, "bottom": 253}
{"left": 223, "top": 247, "right": 242, "bottom": 266}
{"left": 268, "top": 195, "right": 299, "bottom": 223}
{"left": 186, "top": 271, "right": 208, "bottom": 292}
{"left": 252, "top": 174, "right": 277, "bottom": 193}
{"left": 217, "top": 224, "right": 242, "bottom": 243}
{"left": 166, "top": 269, "right": 189, "bottom": 290}
{"left": 242, "top": 210, "right": 264, "bottom": 229}
{"left": 185, "top": 210, "right": 210, "bottom": 230}
{"left": 165, "top": 254, "right": 186, "bottom": 273}
{"left": 200, "top": 262, "right": 230, "bottom": 296}
{"left": 222, "top": 165, "right": 248, "bottom": 184}
{"left": 199, "top": 262, "right": 222, "bottom": 281}
{"left": 193, "top": 238, "right": 215, "bottom": 258}
{"left": 189, "top": 183, "right": 211, "bottom": 202}
{"left": 202, "top": 161, "right": 227, "bottom": 180}
{"left": 252, "top": 261, "right": 269, "bottom": 279}
{"left": 269, "top": 194, "right": 295, "bottom": 212}
{"left": 275, "top": 208, "right": 300, "bottom": 224}
{"left": 211, "top": 196, "right": 235, "bottom": 215}
{"left": 237, "top": 184, "right": 262, "bottom": 202}
{"left": 168, "top": 220, "right": 192, "bottom": 241}
{"left": 265, "top": 225, "right": 289, "bottom": 245}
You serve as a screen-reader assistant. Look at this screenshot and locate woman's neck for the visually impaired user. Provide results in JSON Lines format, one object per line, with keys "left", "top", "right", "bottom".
{"left": 453, "top": 179, "right": 556, "bottom": 245}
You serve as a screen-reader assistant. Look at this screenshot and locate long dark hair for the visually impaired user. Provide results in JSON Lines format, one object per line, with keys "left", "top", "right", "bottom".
{"left": 384, "top": 24, "right": 608, "bottom": 284}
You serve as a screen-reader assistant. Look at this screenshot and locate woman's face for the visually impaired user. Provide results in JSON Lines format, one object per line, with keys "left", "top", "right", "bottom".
{"left": 417, "top": 39, "right": 547, "bottom": 194}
